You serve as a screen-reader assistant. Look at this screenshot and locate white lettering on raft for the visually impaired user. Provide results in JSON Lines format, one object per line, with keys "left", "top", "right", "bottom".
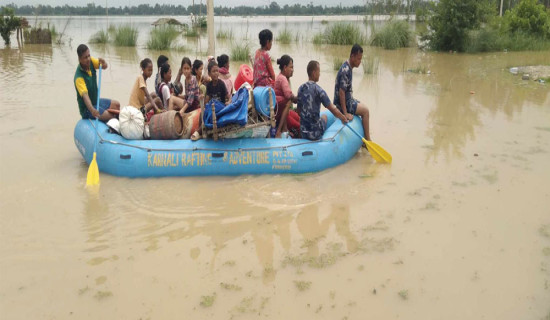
{"left": 147, "top": 150, "right": 296, "bottom": 168}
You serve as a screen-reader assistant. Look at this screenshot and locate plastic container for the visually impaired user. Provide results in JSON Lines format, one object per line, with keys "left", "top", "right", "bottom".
{"left": 234, "top": 64, "right": 253, "bottom": 90}
{"left": 253, "top": 86, "right": 276, "bottom": 118}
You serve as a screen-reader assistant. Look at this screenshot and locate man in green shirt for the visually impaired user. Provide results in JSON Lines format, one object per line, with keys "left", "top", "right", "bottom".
{"left": 74, "top": 44, "right": 120, "bottom": 121}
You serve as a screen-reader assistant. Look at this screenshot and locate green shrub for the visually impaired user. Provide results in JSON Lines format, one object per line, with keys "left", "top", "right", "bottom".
{"left": 371, "top": 20, "right": 413, "bottom": 49}
{"left": 147, "top": 25, "right": 180, "bottom": 50}
{"left": 231, "top": 42, "right": 250, "bottom": 61}
{"left": 113, "top": 25, "right": 138, "bottom": 46}
{"left": 415, "top": 7, "right": 428, "bottom": 23}
{"left": 47, "top": 23, "right": 57, "bottom": 37}
{"left": 503, "top": 0, "right": 550, "bottom": 39}
{"left": 185, "top": 28, "right": 199, "bottom": 37}
{"left": 216, "top": 29, "right": 233, "bottom": 40}
{"left": 313, "top": 22, "right": 365, "bottom": 45}
{"left": 312, "top": 33, "right": 325, "bottom": 45}
{"left": 425, "top": 0, "right": 495, "bottom": 52}
{"left": 325, "top": 22, "right": 366, "bottom": 45}
{"left": 277, "top": 28, "right": 292, "bottom": 44}
{"left": 0, "top": 7, "right": 21, "bottom": 45}
{"left": 89, "top": 29, "right": 109, "bottom": 44}
{"left": 465, "top": 26, "right": 550, "bottom": 52}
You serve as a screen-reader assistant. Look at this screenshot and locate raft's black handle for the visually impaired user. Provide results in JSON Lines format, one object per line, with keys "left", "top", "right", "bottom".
{"left": 302, "top": 151, "right": 313, "bottom": 156}
{"left": 211, "top": 152, "right": 224, "bottom": 158}
{"left": 120, "top": 154, "right": 131, "bottom": 160}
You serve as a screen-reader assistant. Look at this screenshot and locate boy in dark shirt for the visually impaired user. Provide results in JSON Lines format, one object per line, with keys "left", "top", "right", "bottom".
{"left": 297, "top": 61, "right": 348, "bottom": 141}
{"left": 334, "top": 44, "right": 371, "bottom": 141}
{"left": 205, "top": 61, "right": 229, "bottom": 106}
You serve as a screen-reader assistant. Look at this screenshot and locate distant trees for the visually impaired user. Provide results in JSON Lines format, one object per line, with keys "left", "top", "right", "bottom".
{"left": 5, "top": 2, "right": 432, "bottom": 17}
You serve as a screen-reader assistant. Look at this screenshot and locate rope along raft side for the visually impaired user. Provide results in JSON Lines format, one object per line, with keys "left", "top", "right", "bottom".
{"left": 74, "top": 111, "right": 364, "bottom": 177}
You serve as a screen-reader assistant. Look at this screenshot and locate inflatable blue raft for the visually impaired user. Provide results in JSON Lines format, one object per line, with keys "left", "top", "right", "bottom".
{"left": 73, "top": 111, "right": 364, "bottom": 177}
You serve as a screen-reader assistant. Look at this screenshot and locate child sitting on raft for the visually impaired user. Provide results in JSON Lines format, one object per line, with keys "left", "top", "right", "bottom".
{"left": 157, "top": 63, "right": 186, "bottom": 113}
{"left": 177, "top": 57, "right": 201, "bottom": 115}
{"left": 205, "top": 61, "right": 229, "bottom": 106}
{"left": 129, "top": 58, "right": 163, "bottom": 115}
{"left": 217, "top": 54, "right": 233, "bottom": 99}
{"left": 253, "top": 29, "right": 275, "bottom": 88}
{"left": 297, "top": 60, "right": 348, "bottom": 141}
{"left": 192, "top": 59, "right": 210, "bottom": 94}
{"left": 154, "top": 55, "right": 182, "bottom": 97}
{"left": 274, "top": 54, "right": 300, "bottom": 138}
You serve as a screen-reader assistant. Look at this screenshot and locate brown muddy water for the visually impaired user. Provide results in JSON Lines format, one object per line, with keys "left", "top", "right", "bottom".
{"left": 1, "top": 16, "right": 549, "bottom": 319}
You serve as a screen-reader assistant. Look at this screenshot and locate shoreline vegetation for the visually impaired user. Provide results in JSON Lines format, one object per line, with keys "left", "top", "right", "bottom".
{"left": 6, "top": 3, "right": 426, "bottom": 17}
{"left": 3, "top": 0, "right": 550, "bottom": 54}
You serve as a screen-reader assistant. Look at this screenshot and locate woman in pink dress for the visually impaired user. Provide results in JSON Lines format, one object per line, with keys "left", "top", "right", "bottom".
{"left": 252, "top": 29, "right": 275, "bottom": 88}
{"left": 274, "top": 55, "right": 300, "bottom": 138}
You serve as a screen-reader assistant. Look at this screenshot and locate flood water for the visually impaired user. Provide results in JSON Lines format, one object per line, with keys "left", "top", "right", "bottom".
{"left": 1, "top": 15, "right": 549, "bottom": 319}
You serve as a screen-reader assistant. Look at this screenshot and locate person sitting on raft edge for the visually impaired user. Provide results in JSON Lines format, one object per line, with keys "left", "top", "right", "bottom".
{"left": 74, "top": 44, "right": 120, "bottom": 122}
{"left": 334, "top": 44, "right": 371, "bottom": 141}
{"left": 297, "top": 60, "right": 348, "bottom": 141}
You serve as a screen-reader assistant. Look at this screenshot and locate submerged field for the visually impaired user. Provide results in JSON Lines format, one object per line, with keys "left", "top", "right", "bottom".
{"left": 0, "top": 15, "right": 549, "bottom": 320}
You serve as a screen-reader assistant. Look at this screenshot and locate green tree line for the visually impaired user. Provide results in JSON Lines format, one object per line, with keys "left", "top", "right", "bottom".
{"left": 5, "top": 1, "right": 433, "bottom": 16}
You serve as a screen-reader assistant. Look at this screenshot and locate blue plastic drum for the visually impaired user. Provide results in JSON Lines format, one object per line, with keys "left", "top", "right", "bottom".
{"left": 252, "top": 86, "right": 276, "bottom": 117}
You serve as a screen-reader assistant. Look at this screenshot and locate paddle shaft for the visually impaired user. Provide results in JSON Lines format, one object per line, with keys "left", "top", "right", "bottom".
{"left": 93, "top": 65, "right": 103, "bottom": 154}
{"left": 345, "top": 123, "right": 368, "bottom": 146}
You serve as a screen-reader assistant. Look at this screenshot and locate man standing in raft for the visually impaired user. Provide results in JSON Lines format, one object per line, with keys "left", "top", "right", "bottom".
{"left": 74, "top": 44, "right": 120, "bottom": 122}
{"left": 334, "top": 44, "right": 371, "bottom": 141}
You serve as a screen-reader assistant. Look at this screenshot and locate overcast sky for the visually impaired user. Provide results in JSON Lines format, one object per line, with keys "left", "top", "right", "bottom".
{"left": 4, "top": 0, "right": 365, "bottom": 7}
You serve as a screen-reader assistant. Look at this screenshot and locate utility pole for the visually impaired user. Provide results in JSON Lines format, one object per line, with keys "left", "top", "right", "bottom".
{"left": 207, "top": 0, "right": 215, "bottom": 57}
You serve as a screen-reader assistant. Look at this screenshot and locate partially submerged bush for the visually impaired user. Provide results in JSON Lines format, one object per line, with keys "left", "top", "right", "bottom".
{"left": 314, "top": 22, "right": 366, "bottom": 45}
{"left": 0, "top": 7, "right": 21, "bottom": 45}
{"left": 424, "top": 0, "right": 494, "bottom": 52}
{"left": 277, "top": 28, "right": 292, "bottom": 44}
{"left": 147, "top": 25, "right": 180, "bottom": 50}
{"left": 216, "top": 29, "right": 233, "bottom": 40}
{"left": 371, "top": 20, "right": 413, "bottom": 49}
{"left": 113, "top": 25, "right": 138, "bottom": 46}
{"left": 89, "top": 29, "right": 109, "bottom": 44}
{"left": 231, "top": 42, "right": 250, "bottom": 61}
{"left": 185, "top": 28, "right": 199, "bottom": 37}
{"left": 465, "top": 27, "right": 550, "bottom": 52}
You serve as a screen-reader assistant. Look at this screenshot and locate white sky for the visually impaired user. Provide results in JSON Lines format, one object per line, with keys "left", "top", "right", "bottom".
{"left": 3, "top": 0, "right": 365, "bottom": 7}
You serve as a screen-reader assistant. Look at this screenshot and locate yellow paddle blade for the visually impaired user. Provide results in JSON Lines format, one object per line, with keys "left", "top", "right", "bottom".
{"left": 86, "top": 152, "right": 100, "bottom": 186}
{"left": 365, "top": 140, "right": 392, "bottom": 164}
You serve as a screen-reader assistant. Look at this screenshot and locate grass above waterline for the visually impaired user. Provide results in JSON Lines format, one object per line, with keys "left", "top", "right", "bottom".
{"left": 147, "top": 26, "right": 180, "bottom": 50}
{"left": 89, "top": 29, "right": 109, "bottom": 44}
{"left": 313, "top": 22, "right": 366, "bottom": 45}
{"left": 113, "top": 25, "right": 138, "bottom": 47}
{"left": 231, "top": 42, "right": 250, "bottom": 62}
{"left": 277, "top": 29, "right": 292, "bottom": 44}
{"left": 465, "top": 29, "right": 550, "bottom": 53}
{"left": 370, "top": 20, "right": 413, "bottom": 50}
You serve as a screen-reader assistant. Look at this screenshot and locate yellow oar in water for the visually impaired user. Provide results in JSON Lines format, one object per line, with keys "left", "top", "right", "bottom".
{"left": 345, "top": 123, "right": 392, "bottom": 164}
{"left": 86, "top": 65, "right": 103, "bottom": 186}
